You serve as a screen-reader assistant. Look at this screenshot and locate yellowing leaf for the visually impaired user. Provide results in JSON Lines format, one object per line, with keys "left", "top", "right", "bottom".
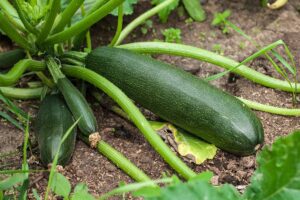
{"left": 170, "top": 125, "right": 217, "bottom": 164}
{"left": 149, "top": 121, "right": 217, "bottom": 164}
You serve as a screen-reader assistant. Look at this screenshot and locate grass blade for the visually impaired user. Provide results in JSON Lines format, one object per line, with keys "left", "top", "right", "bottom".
{"left": 0, "top": 111, "right": 24, "bottom": 131}
{"left": 44, "top": 118, "right": 80, "bottom": 199}
{"left": 0, "top": 90, "right": 29, "bottom": 123}
{"left": 205, "top": 40, "right": 285, "bottom": 81}
{"left": 271, "top": 50, "right": 296, "bottom": 75}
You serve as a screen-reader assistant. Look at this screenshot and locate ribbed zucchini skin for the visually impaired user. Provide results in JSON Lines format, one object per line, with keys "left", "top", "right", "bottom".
{"left": 86, "top": 47, "right": 264, "bottom": 155}
{"left": 57, "top": 78, "right": 97, "bottom": 136}
{"left": 0, "top": 49, "right": 25, "bottom": 69}
{"left": 35, "top": 94, "right": 77, "bottom": 166}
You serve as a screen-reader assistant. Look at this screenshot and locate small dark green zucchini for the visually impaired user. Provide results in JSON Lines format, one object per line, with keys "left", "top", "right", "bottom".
{"left": 57, "top": 77, "right": 98, "bottom": 136}
{"left": 86, "top": 47, "right": 264, "bottom": 155}
{"left": 35, "top": 94, "right": 77, "bottom": 166}
{"left": 0, "top": 49, "right": 25, "bottom": 69}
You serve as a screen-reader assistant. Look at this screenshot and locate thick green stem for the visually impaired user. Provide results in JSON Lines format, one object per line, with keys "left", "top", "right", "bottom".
{"left": 45, "top": 57, "right": 65, "bottom": 83}
{"left": 62, "top": 65, "right": 196, "bottom": 180}
{"left": 52, "top": 0, "right": 85, "bottom": 34}
{"left": 86, "top": 0, "right": 109, "bottom": 15}
{"left": 36, "top": 0, "right": 61, "bottom": 44}
{"left": 115, "top": 0, "right": 176, "bottom": 45}
{"left": 35, "top": 72, "right": 55, "bottom": 88}
{"left": 92, "top": 91, "right": 131, "bottom": 121}
{"left": 0, "top": 12, "right": 32, "bottom": 51}
{"left": 238, "top": 97, "right": 300, "bottom": 116}
{"left": 80, "top": 136, "right": 151, "bottom": 182}
{"left": 0, "top": 0, "right": 25, "bottom": 31}
{"left": 14, "top": 0, "right": 39, "bottom": 35}
{"left": 109, "top": 5, "right": 123, "bottom": 47}
{"left": 119, "top": 42, "right": 300, "bottom": 93}
{"left": 72, "top": 0, "right": 108, "bottom": 48}
{"left": 0, "top": 59, "right": 45, "bottom": 86}
{"left": 98, "top": 141, "right": 151, "bottom": 182}
{"left": 43, "top": 0, "right": 124, "bottom": 46}
{"left": 0, "top": 87, "right": 43, "bottom": 100}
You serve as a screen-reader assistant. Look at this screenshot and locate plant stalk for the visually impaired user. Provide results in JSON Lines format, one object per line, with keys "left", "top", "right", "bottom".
{"left": 115, "top": 0, "right": 176, "bottom": 45}
{"left": 44, "top": 0, "right": 124, "bottom": 45}
{"left": 0, "top": 59, "right": 45, "bottom": 86}
{"left": 119, "top": 42, "right": 300, "bottom": 93}
{"left": 79, "top": 136, "right": 151, "bottom": 182}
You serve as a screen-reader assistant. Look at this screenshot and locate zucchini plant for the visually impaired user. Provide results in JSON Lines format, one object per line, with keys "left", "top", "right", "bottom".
{"left": 0, "top": 0, "right": 297, "bottom": 197}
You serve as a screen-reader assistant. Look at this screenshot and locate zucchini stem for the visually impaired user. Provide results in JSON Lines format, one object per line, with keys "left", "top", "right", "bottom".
{"left": 0, "top": 87, "right": 44, "bottom": 100}
{"left": 115, "top": 0, "right": 176, "bottom": 46}
{"left": 0, "top": 12, "right": 32, "bottom": 51}
{"left": 14, "top": 0, "right": 39, "bottom": 35}
{"left": 51, "top": 0, "right": 85, "bottom": 34}
{"left": 62, "top": 65, "right": 197, "bottom": 180}
{"left": 36, "top": 0, "right": 61, "bottom": 44}
{"left": 43, "top": 0, "right": 124, "bottom": 46}
{"left": 109, "top": 5, "right": 123, "bottom": 47}
{"left": 0, "top": 59, "right": 45, "bottom": 86}
{"left": 80, "top": 136, "right": 151, "bottom": 182}
{"left": 119, "top": 42, "right": 300, "bottom": 93}
{"left": 46, "top": 57, "right": 65, "bottom": 83}
{"left": 238, "top": 97, "right": 300, "bottom": 116}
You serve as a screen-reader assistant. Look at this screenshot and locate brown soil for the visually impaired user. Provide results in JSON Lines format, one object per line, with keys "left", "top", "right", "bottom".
{"left": 1, "top": 0, "right": 300, "bottom": 199}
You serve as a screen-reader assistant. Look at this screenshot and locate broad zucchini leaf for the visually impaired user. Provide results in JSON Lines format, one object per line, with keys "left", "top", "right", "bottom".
{"left": 150, "top": 121, "right": 217, "bottom": 164}
{"left": 50, "top": 172, "right": 71, "bottom": 198}
{"left": 145, "top": 180, "right": 240, "bottom": 200}
{"left": 72, "top": 183, "right": 95, "bottom": 200}
{"left": 244, "top": 131, "right": 300, "bottom": 200}
{"left": 0, "top": 174, "right": 27, "bottom": 191}
{"left": 62, "top": 0, "right": 138, "bottom": 25}
{"left": 111, "top": 0, "right": 138, "bottom": 16}
{"left": 151, "top": 0, "right": 180, "bottom": 23}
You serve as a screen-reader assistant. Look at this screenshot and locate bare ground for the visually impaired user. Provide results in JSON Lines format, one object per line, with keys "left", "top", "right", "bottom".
{"left": 1, "top": 0, "right": 300, "bottom": 198}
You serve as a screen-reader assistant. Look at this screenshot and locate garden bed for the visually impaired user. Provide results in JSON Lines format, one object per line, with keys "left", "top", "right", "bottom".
{"left": 1, "top": 0, "right": 300, "bottom": 198}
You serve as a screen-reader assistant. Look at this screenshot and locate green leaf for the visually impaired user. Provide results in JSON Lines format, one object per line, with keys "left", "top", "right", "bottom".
{"left": 144, "top": 180, "right": 240, "bottom": 200}
{"left": 0, "top": 174, "right": 27, "bottom": 191}
{"left": 212, "top": 10, "right": 231, "bottom": 26}
{"left": 244, "top": 131, "right": 300, "bottom": 200}
{"left": 111, "top": 0, "right": 138, "bottom": 16}
{"left": 182, "top": 0, "right": 206, "bottom": 22}
{"left": 74, "top": 183, "right": 89, "bottom": 193}
{"left": 188, "top": 171, "right": 214, "bottom": 183}
{"left": 50, "top": 172, "right": 71, "bottom": 197}
{"left": 32, "top": 189, "right": 41, "bottom": 200}
{"left": 133, "top": 186, "right": 161, "bottom": 198}
{"left": 61, "top": 0, "right": 102, "bottom": 24}
{"left": 161, "top": 28, "right": 182, "bottom": 43}
{"left": 72, "top": 191, "right": 95, "bottom": 200}
{"left": 151, "top": 0, "right": 179, "bottom": 23}
{"left": 150, "top": 122, "right": 217, "bottom": 164}
{"left": 72, "top": 183, "right": 95, "bottom": 200}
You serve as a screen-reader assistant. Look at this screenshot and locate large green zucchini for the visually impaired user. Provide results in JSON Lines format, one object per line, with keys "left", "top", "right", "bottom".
{"left": 86, "top": 47, "right": 264, "bottom": 155}
{"left": 35, "top": 94, "right": 77, "bottom": 166}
